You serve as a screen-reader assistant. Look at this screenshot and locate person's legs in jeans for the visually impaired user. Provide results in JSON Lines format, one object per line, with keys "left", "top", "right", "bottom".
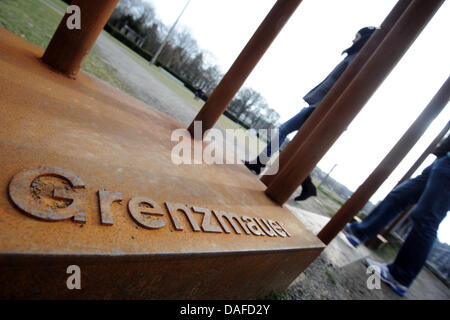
{"left": 349, "top": 163, "right": 433, "bottom": 242}
{"left": 260, "top": 105, "right": 315, "bottom": 161}
{"left": 244, "top": 105, "right": 315, "bottom": 174}
{"left": 388, "top": 155, "right": 450, "bottom": 287}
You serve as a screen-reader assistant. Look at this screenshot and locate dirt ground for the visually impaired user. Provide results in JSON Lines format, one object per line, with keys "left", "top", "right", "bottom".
{"left": 88, "top": 27, "right": 449, "bottom": 300}
{"left": 281, "top": 250, "right": 450, "bottom": 300}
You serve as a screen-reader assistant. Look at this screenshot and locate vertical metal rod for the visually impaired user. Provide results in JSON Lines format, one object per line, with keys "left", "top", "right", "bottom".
{"left": 317, "top": 164, "right": 337, "bottom": 189}
{"left": 42, "top": 0, "right": 119, "bottom": 78}
{"left": 395, "top": 120, "right": 450, "bottom": 187}
{"left": 261, "top": 0, "right": 413, "bottom": 186}
{"left": 318, "top": 76, "right": 450, "bottom": 245}
{"left": 150, "top": 0, "right": 191, "bottom": 65}
{"left": 265, "top": 0, "right": 444, "bottom": 205}
{"left": 187, "top": 0, "right": 303, "bottom": 137}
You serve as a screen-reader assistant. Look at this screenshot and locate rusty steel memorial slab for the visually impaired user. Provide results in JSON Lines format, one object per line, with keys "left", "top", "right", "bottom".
{"left": 0, "top": 28, "right": 324, "bottom": 299}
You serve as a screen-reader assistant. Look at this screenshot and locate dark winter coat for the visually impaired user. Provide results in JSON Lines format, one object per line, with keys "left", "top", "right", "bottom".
{"left": 303, "top": 52, "right": 358, "bottom": 106}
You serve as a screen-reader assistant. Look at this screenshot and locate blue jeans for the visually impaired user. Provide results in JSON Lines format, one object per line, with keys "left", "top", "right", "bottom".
{"left": 350, "top": 155, "right": 450, "bottom": 287}
{"left": 260, "top": 105, "right": 316, "bottom": 159}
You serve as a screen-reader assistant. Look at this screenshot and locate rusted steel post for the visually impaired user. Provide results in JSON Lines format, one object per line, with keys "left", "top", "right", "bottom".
{"left": 261, "top": 0, "right": 413, "bottom": 186}
{"left": 265, "top": 0, "right": 444, "bottom": 205}
{"left": 395, "top": 120, "right": 450, "bottom": 187}
{"left": 317, "top": 77, "right": 450, "bottom": 245}
{"left": 187, "top": 0, "right": 303, "bottom": 137}
{"left": 42, "top": 0, "right": 119, "bottom": 78}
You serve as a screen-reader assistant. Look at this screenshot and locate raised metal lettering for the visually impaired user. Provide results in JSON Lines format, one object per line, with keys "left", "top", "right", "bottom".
{"left": 9, "top": 166, "right": 87, "bottom": 222}
{"left": 128, "top": 197, "right": 166, "bottom": 229}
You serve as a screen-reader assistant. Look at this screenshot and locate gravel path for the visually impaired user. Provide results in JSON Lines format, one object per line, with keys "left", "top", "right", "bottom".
{"left": 281, "top": 253, "right": 450, "bottom": 300}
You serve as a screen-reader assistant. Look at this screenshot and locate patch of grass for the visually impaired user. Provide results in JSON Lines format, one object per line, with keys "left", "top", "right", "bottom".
{"left": 325, "top": 268, "right": 337, "bottom": 285}
{"left": 0, "top": 0, "right": 136, "bottom": 97}
{"left": 0, "top": 0, "right": 61, "bottom": 49}
{"left": 102, "top": 31, "right": 203, "bottom": 105}
{"left": 318, "top": 186, "right": 344, "bottom": 206}
{"left": 45, "top": 0, "right": 68, "bottom": 12}
{"left": 317, "top": 185, "right": 369, "bottom": 219}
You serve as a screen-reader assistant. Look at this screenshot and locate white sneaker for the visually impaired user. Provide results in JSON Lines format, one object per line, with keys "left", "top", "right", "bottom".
{"left": 365, "top": 258, "right": 408, "bottom": 297}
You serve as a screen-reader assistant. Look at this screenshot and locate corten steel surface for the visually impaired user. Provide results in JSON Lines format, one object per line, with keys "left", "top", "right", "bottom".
{"left": 42, "top": 0, "right": 119, "bottom": 78}
{"left": 0, "top": 29, "right": 324, "bottom": 299}
{"left": 260, "top": 0, "right": 413, "bottom": 187}
{"left": 265, "top": 0, "right": 444, "bottom": 205}
{"left": 318, "top": 77, "right": 450, "bottom": 245}
{"left": 188, "top": 0, "right": 303, "bottom": 137}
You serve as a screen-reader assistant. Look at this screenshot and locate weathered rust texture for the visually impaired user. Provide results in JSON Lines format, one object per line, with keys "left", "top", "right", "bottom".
{"left": 165, "top": 202, "right": 202, "bottom": 232}
{"left": 318, "top": 76, "right": 450, "bottom": 245}
{"left": 191, "top": 206, "right": 223, "bottom": 233}
{"left": 255, "top": 217, "right": 277, "bottom": 237}
{"left": 265, "top": 0, "right": 445, "bottom": 205}
{"left": 0, "top": 249, "right": 321, "bottom": 299}
{"left": 98, "top": 189, "right": 123, "bottom": 225}
{"left": 9, "top": 166, "right": 87, "bottom": 223}
{"left": 42, "top": 0, "right": 119, "bottom": 78}
{"left": 260, "top": 0, "right": 414, "bottom": 187}
{"left": 188, "top": 0, "right": 303, "bottom": 137}
{"left": 241, "top": 216, "right": 265, "bottom": 236}
{"left": 0, "top": 28, "right": 324, "bottom": 299}
{"left": 213, "top": 210, "right": 251, "bottom": 235}
{"left": 128, "top": 197, "right": 166, "bottom": 230}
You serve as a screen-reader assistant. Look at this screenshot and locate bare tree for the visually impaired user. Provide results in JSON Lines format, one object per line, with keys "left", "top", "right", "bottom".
{"left": 265, "top": 108, "right": 281, "bottom": 127}
{"left": 201, "top": 65, "right": 222, "bottom": 94}
{"left": 227, "top": 87, "right": 263, "bottom": 116}
{"left": 137, "top": 1, "right": 157, "bottom": 26}
{"left": 110, "top": 0, "right": 270, "bottom": 118}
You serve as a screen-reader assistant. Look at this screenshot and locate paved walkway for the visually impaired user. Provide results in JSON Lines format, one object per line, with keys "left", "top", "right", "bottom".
{"left": 285, "top": 204, "right": 372, "bottom": 268}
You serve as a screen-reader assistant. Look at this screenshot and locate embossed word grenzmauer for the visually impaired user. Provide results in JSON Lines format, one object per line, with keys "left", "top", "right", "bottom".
{"left": 8, "top": 167, "right": 291, "bottom": 238}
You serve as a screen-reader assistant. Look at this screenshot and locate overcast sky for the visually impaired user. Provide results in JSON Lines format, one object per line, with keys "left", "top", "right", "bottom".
{"left": 144, "top": 0, "right": 450, "bottom": 243}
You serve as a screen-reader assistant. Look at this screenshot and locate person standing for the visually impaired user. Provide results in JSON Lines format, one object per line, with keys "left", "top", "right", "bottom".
{"left": 244, "top": 27, "right": 377, "bottom": 201}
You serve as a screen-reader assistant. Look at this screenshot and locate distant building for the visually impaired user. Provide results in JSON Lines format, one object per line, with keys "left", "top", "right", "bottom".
{"left": 120, "top": 24, "right": 146, "bottom": 47}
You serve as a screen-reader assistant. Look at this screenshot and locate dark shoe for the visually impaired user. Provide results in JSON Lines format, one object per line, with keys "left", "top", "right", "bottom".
{"left": 294, "top": 178, "right": 317, "bottom": 201}
{"left": 243, "top": 157, "right": 266, "bottom": 175}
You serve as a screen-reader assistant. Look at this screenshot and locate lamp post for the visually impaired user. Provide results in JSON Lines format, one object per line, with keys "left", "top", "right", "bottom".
{"left": 317, "top": 164, "right": 337, "bottom": 189}
{"left": 150, "top": 0, "right": 191, "bottom": 65}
